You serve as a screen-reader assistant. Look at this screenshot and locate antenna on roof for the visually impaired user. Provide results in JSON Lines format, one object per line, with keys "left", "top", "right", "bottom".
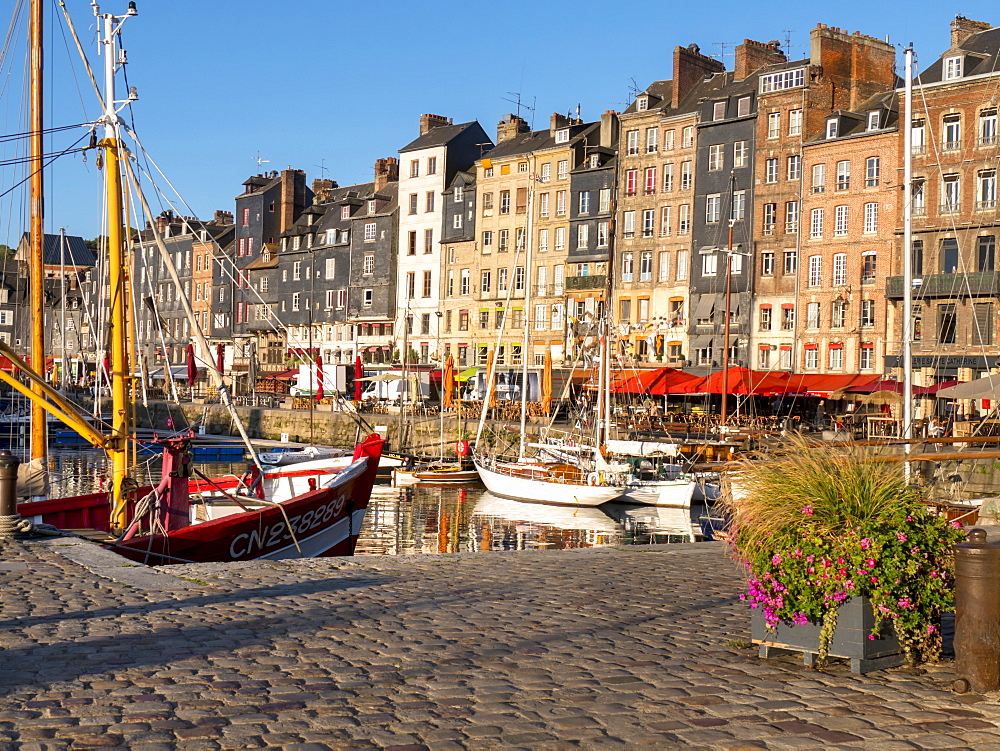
{"left": 781, "top": 30, "right": 796, "bottom": 56}
{"left": 315, "top": 158, "right": 329, "bottom": 179}
{"left": 713, "top": 42, "right": 731, "bottom": 64}
{"left": 502, "top": 91, "right": 535, "bottom": 121}
{"left": 252, "top": 151, "right": 269, "bottom": 167}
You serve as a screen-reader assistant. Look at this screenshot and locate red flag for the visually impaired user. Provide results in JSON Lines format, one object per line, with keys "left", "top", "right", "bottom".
{"left": 102, "top": 352, "right": 111, "bottom": 379}
{"left": 216, "top": 343, "right": 225, "bottom": 375}
{"left": 354, "top": 354, "right": 363, "bottom": 401}
{"left": 315, "top": 355, "right": 324, "bottom": 402}
{"left": 186, "top": 343, "right": 197, "bottom": 386}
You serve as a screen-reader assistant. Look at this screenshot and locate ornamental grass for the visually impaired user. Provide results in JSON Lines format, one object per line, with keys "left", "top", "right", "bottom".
{"left": 721, "top": 435, "right": 966, "bottom": 666}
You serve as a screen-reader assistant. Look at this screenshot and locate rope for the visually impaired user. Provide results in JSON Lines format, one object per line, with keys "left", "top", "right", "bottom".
{"left": 0, "top": 515, "right": 74, "bottom": 539}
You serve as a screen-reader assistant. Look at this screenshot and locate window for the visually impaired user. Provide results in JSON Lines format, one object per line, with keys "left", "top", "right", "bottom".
{"left": 500, "top": 190, "right": 510, "bottom": 214}
{"left": 912, "top": 240, "right": 924, "bottom": 276}
{"left": 678, "top": 205, "right": 690, "bottom": 234}
{"left": 660, "top": 206, "right": 672, "bottom": 235}
{"left": 644, "top": 167, "right": 657, "bottom": 194}
{"left": 626, "top": 130, "right": 640, "bottom": 155}
{"left": 765, "top": 158, "right": 778, "bottom": 183}
{"left": 363, "top": 253, "right": 375, "bottom": 275}
{"left": 833, "top": 253, "right": 847, "bottom": 286}
{"left": 425, "top": 191, "right": 436, "bottom": 213}
{"left": 759, "top": 306, "right": 772, "bottom": 331}
{"left": 705, "top": 195, "right": 721, "bottom": 224}
{"left": 785, "top": 201, "right": 799, "bottom": 235}
{"left": 599, "top": 188, "right": 611, "bottom": 212}
{"left": 645, "top": 127, "right": 659, "bottom": 152}
{"left": 518, "top": 162, "right": 528, "bottom": 173}
{"left": 863, "top": 203, "right": 878, "bottom": 234}
{"left": 422, "top": 270, "right": 432, "bottom": 298}
{"left": 979, "top": 170, "right": 997, "bottom": 209}
{"left": 944, "top": 55, "right": 963, "bottom": 80}
{"left": 784, "top": 250, "right": 797, "bottom": 274}
{"left": 293, "top": 261, "right": 302, "bottom": 281}
{"left": 789, "top": 108, "right": 803, "bottom": 136}
{"left": 808, "top": 255, "right": 822, "bottom": 287}
{"left": 480, "top": 270, "right": 492, "bottom": 294}
{"left": 556, "top": 190, "right": 567, "bottom": 216}
{"left": 758, "top": 347, "right": 771, "bottom": 370}
{"left": 663, "top": 163, "right": 674, "bottom": 191}
{"left": 555, "top": 227, "right": 566, "bottom": 251}
{"left": 454, "top": 186, "right": 464, "bottom": 203}
{"left": 912, "top": 178, "right": 926, "bottom": 214}
{"left": 658, "top": 251, "right": 670, "bottom": 281}
{"left": 453, "top": 214, "right": 463, "bottom": 229}
{"left": 642, "top": 209, "right": 655, "bottom": 237}
{"left": 811, "top": 163, "right": 826, "bottom": 193}
{"left": 804, "top": 347, "right": 818, "bottom": 370}
{"left": 497, "top": 267, "right": 508, "bottom": 293}
{"left": 836, "top": 161, "right": 850, "bottom": 190}
{"left": 767, "top": 112, "right": 780, "bottom": 139}
{"left": 713, "top": 101, "right": 727, "bottom": 121}
{"left": 406, "top": 271, "right": 416, "bottom": 299}
{"left": 860, "top": 345, "right": 873, "bottom": 370}
{"left": 664, "top": 129, "right": 675, "bottom": 150}
{"left": 834, "top": 205, "right": 849, "bottom": 236}
{"left": 536, "top": 266, "right": 547, "bottom": 296}
{"left": 832, "top": 299, "right": 847, "bottom": 328}
{"left": 624, "top": 170, "right": 637, "bottom": 196}
{"left": 942, "top": 174, "right": 960, "bottom": 212}
{"left": 734, "top": 141, "right": 748, "bottom": 168}
{"left": 974, "top": 302, "right": 994, "bottom": 346}
{"left": 407, "top": 231, "right": 417, "bottom": 255}
{"left": 578, "top": 191, "right": 591, "bottom": 214}
{"left": 759, "top": 68, "right": 805, "bottom": 93}
{"left": 622, "top": 211, "right": 635, "bottom": 238}
{"left": 577, "top": 223, "right": 589, "bottom": 249}
{"left": 980, "top": 108, "right": 998, "bottom": 146}
{"left": 810, "top": 208, "right": 824, "bottom": 239}
{"left": 826, "top": 119, "right": 838, "bottom": 139}
{"left": 408, "top": 194, "right": 418, "bottom": 214}
{"left": 557, "top": 160, "right": 568, "bottom": 180}
{"left": 867, "top": 111, "right": 880, "bottom": 131}
{"left": 979, "top": 235, "right": 996, "bottom": 271}
{"left": 701, "top": 252, "right": 718, "bottom": 276}
{"left": 291, "top": 292, "right": 300, "bottom": 312}
{"left": 682, "top": 126, "right": 694, "bottom": 148}
{"left": 806, "top": 303, "right": 820, "bottom": 329}
{"left": 597, "top": 222, "right": 609, "bottom": 247}
{"left": 538, "top": 228, "right": 549, "bottom": 252}
{"left": 540, "top": 192, "right": 551, "bottom": 217}
{"left": 241, "top": 207, "right": 250, "bottom": 226}
{"left": 912, "top": 119, "right": 926, "bottom": 154}
{"left": 862, "top": 252, "right": 877, "bottom": 283}
{"left": 737, "top": 96, "right": 751, "bottom": 117}
{"left": 619, "top": 298, "right": 631, "bottom": 322}
{"left": 941, "top": 238, "right": 959, "bottom": 274}
{"left": 409, "top": 160, "right": 419, "bottom": 178}
{"left": 554, "top": 128, "right": 569, "bottom": 144}
{"left": 708, "top": 144, "right": 723, "bottom": 171}
{"left": 866, "top": 157, "right": 880, "bottom": 187}
{"left": 621, "top": 252, "right": 634, "bottom": 282}
{"left": 554, "top": 264, "right": 564, "bottom": 294}
{"left": 781, "top": 306, "right": 795, "bottom": 330}
{"left": 728, "top": 190, "right": 745, "bottom": 223}
{"left": 497, "top": 229, "right": 509, "bottom": 253}
{"left": 640, "top": 251, "right": 653, "bottom": 281}
{"left": 364, "top": 222, "right": 377, "bottom": 241}
{"left": 787, "top": 155, "right": 801, "bottom": 180}
{"left": 514, "top": 266, "right": 525, "bottom": 291}
{"left": 424, "top": 228, "right": 433, "bottom": 253}
{"left": 677, "top": 250, "right": 689, "bottom": 280}
{"left": 534, "top": 304, "right": 547, "bottom": 330}
{"left": 326, "top": 258, "right": 335, "bottom": 279}
{"left": 943, "top": 114, "right": 961, "bottom": 150}
{"left": 680, "top": 162, "right": 692, "bottom": 190}
{"left": 761, "top": 252, "right": 775, "bottom": 275}
{"left": 829, "top": 346, "right": 843, "bottom": 370}
{"left": 763, "top": 203, "right": 776, "bottom": 234}
{"left": 861, "top": 299, "right": 876, "bottom": 329}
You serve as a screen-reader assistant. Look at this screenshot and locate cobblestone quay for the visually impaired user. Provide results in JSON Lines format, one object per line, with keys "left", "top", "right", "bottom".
{"left": 1, "top": 538, "right": 1000, "bottom": 750}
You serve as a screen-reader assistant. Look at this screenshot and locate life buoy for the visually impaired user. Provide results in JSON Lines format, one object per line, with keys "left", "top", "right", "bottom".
{"left": 455, "top": 440, "right": 470, "bottom": 457}
{"left": 587, "top": 472, "right": 600, "bottom": 486}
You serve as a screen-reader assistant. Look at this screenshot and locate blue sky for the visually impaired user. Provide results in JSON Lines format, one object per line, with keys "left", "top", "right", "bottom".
{"left": 0, "top": 0, "right": 997, "bottom": 245}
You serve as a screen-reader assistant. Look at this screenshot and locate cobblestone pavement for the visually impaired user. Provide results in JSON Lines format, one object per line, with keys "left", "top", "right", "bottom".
{"left": 1, "top": 538, "right": 999, "bottom": 750}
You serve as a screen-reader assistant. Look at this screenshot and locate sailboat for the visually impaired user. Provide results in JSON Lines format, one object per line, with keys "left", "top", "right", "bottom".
{"left": 7, "top": 1, "right": 382, "bottom": 563}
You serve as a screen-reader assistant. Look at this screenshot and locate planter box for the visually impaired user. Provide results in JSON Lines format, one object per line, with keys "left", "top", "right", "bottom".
{"left": 751, "top": 596, "right": 905, "bottom": 674}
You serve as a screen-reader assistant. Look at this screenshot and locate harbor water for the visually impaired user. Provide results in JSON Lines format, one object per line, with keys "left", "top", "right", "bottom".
{"left": 36, "top": 447, "right": 700, "bottom": 555}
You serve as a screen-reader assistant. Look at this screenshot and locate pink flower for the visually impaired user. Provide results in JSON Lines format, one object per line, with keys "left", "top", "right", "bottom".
{"left": 906, "top": 515, "right": 913, "bottom": 522}
{"left": 951, "top": 520, "right": 964, "bottom": 528}
{"left": 801, "top": 505, "right": 814, "bottom": 516}
{"left": 896, "top": 532, "right": 908, "bottom": 542}
{"left": 860, "top": 538, "right": 872, "bottom": 550}
{"left": 868, "top": 634, "right": 876, "bottom": 640}
{"left": 870, "top": 577, "right": 878, "bottom": 583}
{"left": 865, "top": 558, "right": 876, "bottom": 568}
{"left": 771, "top": 554, "right": 782, "bottom": 565}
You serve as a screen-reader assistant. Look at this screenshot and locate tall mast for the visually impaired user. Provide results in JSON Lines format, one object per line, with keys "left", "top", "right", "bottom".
{"left": 903, "top": 46, "right": 914, "bottom": 460}
{"left": 59, "top": 229, "right": 68, "bottom": 394}
{"left": 95, "top": 0, "right": 137, "bottom": 528}
{"left": 518, "top": 169, "right": 535, "bottom": 461}
{"left": 720, "top": 173, "right": 736, "bottom": 430}
{"left": 29, "top": 0, "right": 46, "bottom": 461}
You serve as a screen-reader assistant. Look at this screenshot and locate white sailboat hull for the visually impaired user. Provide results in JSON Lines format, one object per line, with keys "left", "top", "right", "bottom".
{"left": 474, "top": 459, "right": 624, "bottom": 506}
{"left": 621, "top": 479, "right": 697, "bottom": 507}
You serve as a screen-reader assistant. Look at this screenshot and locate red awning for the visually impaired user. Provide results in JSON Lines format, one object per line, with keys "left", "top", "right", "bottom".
{"left": 782, "top": 373, "right": 882, "bottom": 397}
{"left": 836, "top": 379, "right": 936, "bottom": 396}
{"left": 675, "top": 367, "right": 792, "bottom": 396}
{"left": 271, "top": 368, "right": 300, "bottom": 380}
{"left": 609, "top": 366, "right": 699, "bottom": 395}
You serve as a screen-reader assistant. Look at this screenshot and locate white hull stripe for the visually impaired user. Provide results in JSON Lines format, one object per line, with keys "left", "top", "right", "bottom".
{"left": 260, "top": 507, "right": 367, "bottom": 560}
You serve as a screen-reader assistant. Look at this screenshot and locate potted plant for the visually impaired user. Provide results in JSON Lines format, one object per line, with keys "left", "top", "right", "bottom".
{"left": 721, "top": 436, "right": 966, "bottom": 672}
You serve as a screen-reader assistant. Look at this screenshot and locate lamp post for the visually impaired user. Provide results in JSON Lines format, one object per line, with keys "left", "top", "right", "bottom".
{"left": 436, "top": 310, "right": 444, "bottom": 461}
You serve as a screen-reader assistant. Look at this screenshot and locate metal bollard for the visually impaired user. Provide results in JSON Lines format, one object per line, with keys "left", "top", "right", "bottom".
{"left": 953, "top": 528, "right": 1000, "bottom": 693}
{"left": 0, "top": 449, "right": 22, "bottom": 539}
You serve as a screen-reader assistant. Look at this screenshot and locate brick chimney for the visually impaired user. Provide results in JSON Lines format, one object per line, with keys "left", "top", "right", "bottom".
{"left": 600, "top": 110, "right": 619, "bottom": 149}
{"left": 278, "top": 169, "right": 307, "bottom": 234}
{"left": 212, "top": 210, "right": 233, "bottom": 225}
{"left": 311, "top": 178, "right": 336, "bottom": 200}
{"left": 734, "top": 39, "right": 786, "bottom": 81}
{"left": 810, "top": 25, "right": 896, "bottom": 110}
{"left": 673, "top": 44, "right": 726, "bottom": 107}
{"left": 419, "top": 113, "right": 452, "bottom": 135}
{"left": 952, "top": 15, "right": 992, "bottom": 48}
{"left": 496, "top": 113, "right": 530, "bottom": 143}
{"left": 550, "top": 112, "right": 571, "bottom": 134}
{"left": 374, "top": 157, "right": 399, "bottom": 192}
{"left": 155, "top": 210, "right": 174, "bottom": 235}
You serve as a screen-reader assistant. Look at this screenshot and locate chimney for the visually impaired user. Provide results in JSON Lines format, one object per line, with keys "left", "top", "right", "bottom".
{"left": 419, "top": 113, "right": 452, "bottom": 135}
{"left": 374, "top": 157, "right": 399, "bottom": 192}
{"left": 550, "top": 112, "right": 570, "bottom": 134}
{"left": 213, "top": 210, "right": 233, "bottom": 225}
{"left": 312, "top": 178, "right": 336, "bottom": 200}
{"left": 810, "top": 25, "right": 896, "bottom": 110}
{"left": 672, "top": 44, "right": 726, "bottom": 107}
{"left": 952, "top": 15, "right": 991, "bottom": 48}
{"left": 278, "top": 168, "right": 307, "bottom": 234}
{"left": 155, "top": 210, "right": 174, "bottom": 235}
{"left": 600, "top": 110, "right": 619, "bottom": 149}
{"left": 496, "top": 113, "right": 530, "bottom": 143}
{"left": 734, "top": 39, "right": 786, "bottom": 81}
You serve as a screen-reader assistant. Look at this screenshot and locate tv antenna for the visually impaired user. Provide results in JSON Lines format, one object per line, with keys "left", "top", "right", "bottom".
{"left": 502, "top": 91, "right": 536, "bottom": 123}
{"left": 315, "top": 158, "right": 329, "bottom": 179}
{"left": 713, "top": 42, "right": 732, "bottom": 64}
{"left": 252, "top": 151, "right": 269, "bottom": 167}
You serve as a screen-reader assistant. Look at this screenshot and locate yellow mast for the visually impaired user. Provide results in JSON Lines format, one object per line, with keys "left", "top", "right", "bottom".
{"left": 29, "top": 0, "right": 46, "bottom": 461}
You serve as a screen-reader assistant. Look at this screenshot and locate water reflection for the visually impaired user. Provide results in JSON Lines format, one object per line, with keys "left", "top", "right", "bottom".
{"left": 40, "top": 448, "right": 708, "bottom": 556}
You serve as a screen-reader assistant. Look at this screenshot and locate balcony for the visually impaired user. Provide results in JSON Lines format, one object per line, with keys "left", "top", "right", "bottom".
{"left": 976, "top": 200, "right": 998, "bottom": 211}
{"left": 940, "top": 202, "right": 961, "bottom": 214}
{"left": 942, "top": 140, "right": 962, "bottom": 152}
{"left": 979, "top": 135, "right": 998, "bottom": 147}
{"left": 566, "top": 275, "right": 607, "bottom": 290}
{"left": 887, "top": 272, "right": 1000, "bottom": 299}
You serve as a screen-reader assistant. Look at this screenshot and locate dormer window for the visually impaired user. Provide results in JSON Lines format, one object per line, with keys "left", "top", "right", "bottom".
{"left": 281, "top": 237, "right": 287, "bottom": 251}
{"left": 340, "top": 206, "right": 350, "bottom": 220}
{"left": 867, "top": 111, "right": 880, "bottom": 131}
{"left": 944, "top": 55, "right": 963, "bottom": 80}
{"left": 293, "top": 236, "right": 301, "bottom": 250}
{"left": 636, "top": 96, "right": 649, "bottom": 112}
{"left": 589, "top": 154, "right": 600, "bottom": 168}
{"left": 368, "top": 200, "right": 376, "bottom": 214}
{"left": 712, "top": 101, "right": 726, "bottom": 121}
{"left": 262, "top": 249, "right": 271, "bottom": 262}
{"left": 826, "top": 118, "right": 838, "bottom": 139}
{"left": 555, "top": 128, "right": 570, "bottom": 143}
{"left": 454, "top": 186, "right": 464, "bottom": 202}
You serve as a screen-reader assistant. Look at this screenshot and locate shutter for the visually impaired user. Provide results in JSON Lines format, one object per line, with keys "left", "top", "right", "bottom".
{"left": 974, "top": 303, "right": 993, "bottom": 346}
